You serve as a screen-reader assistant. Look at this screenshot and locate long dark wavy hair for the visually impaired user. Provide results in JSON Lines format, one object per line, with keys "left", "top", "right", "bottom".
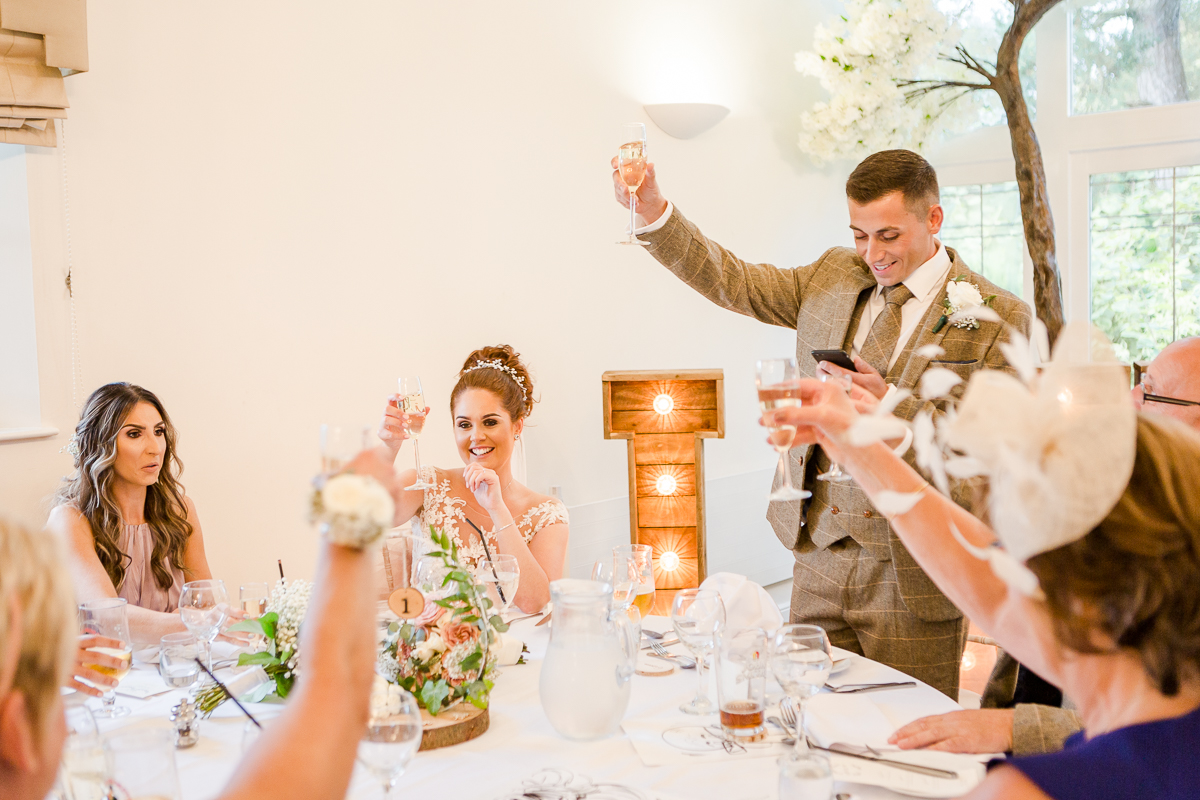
{"left": 54, "top": 383, "right": 193, "bottom": 592}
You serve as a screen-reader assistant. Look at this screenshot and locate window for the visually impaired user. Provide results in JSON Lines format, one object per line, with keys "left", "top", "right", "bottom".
{"left": 1089, "top": 165, "right": 1200, "bottom": 362}
{"left": 937, "top": 0, "right": 1038, "bottom": 126}
{"left": 0, "top": 144, "right": 45, "bottom": 434}
{"left": 939, "top": 182, "right": 1025, "bottom": 296}
{"left": 1071, "top": 0, "right": 1200, "bottom": 115}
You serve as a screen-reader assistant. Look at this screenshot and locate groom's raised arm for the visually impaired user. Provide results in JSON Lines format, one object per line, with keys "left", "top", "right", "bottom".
{"left": 638, "top": 206, "right": 826, "bottom": 330}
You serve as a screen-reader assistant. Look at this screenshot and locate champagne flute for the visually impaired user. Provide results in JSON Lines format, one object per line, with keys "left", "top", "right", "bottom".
{"left": 757, "top": 359, "right": 811, "bottom": 501}
{"left": 179, "top": 579, "right": 229, "bottom": 674}
{"left": 770, "top": 624, "right": 833, "bottom": 757}
{"left": 399, "top": 376, "right": 433, "bottom": 490}
{"left": 359, "top": 686, "right": 423, "bottom": 798}
{"left": 77, "top": 598, "right": 132, "bottom": 719}
{"left": 671, "top": 588, "right": 726, "bottom": 715}
{"left": 616, "top": 122, "right": 651, "bottom": 246}
{"left": 615, "top": 544, "right": 655, "bottom": 619}
{"left": 816, "top": 371, "right": 854, "bottom": 483}
{"left": 240, "top": 582, "right": 270, "bottom": 652}
{"left": 319, "top": 424, "right": 369, "bottom": 476}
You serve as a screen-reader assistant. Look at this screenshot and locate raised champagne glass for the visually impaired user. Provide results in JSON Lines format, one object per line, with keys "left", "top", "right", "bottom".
{"left": 757, "top": 358, "right": 811, "bottom": 501}
{"left": 399, "top": 375, "right": 433, "bottom": 490}
{"left": 617, "top": 122, "right": 651, "bottom": 246}
{"left": 77, "top": 598, "right": 133, "bottom": 719}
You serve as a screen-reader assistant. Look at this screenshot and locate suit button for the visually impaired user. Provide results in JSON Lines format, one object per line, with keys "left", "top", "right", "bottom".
{"left": 830, "top": 506, "right": 840, "bottom": 515}
{"left": 863, "top": 511, "right": 873, "bottom": 518}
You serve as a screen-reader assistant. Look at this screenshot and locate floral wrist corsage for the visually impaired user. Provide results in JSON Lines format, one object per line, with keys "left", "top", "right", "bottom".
{"left": 933, "top": 276, "right": 997, "bottom": 333}
{"left": 309, "top": 473, "right": 395, "bottom": 549}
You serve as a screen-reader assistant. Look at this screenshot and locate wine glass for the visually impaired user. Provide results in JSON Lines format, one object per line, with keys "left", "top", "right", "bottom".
{"left": 616, "top": 122, "right": 651, "bottom": 246}
{"left": 240, "top": 582, "right": 270, "bottom": 652}
{"left": 358, "top": 687, "right": 423, "bottom": 798}
{"left": 159, "top": 633, "right": 200, "bottom": 689}
{"left": 398, "top": 376, "right": 433, "bottom": 490}
{"left": 59, "top": 694, "right": 107, "bottom": 800}
{"left": 179, "top": 579, "right": 229, "bottom": 674}
{"left": 670, "top": 588, "right": 726, "bottom": 715}
{"left": 590, "top": 558, "right": 637, "bottom": 613}
{"left": 757, "top": 359, "right": 811, "bottom": 501}
{"left": 614, "top": 544, "right": 655, "bottom": 619}
{"left": 103, "top": 728, "right": 182, "bottom": 800}
{"left": 770, "top": 624, "right": 833, "bottom": 756}
{"left": 319, "top": 424, "right": 370, "bottom": 476}
{"left": 477, "top": 553, "right": 520, "bottom": 617}
{"left": 76, "top": 598, "right": 132, "bottom": 719}
{"left": 413, "top": 556, "right": 451, "bottom": 601}
{"left": 816, "top": 371, "right": 854, "bottom": 483}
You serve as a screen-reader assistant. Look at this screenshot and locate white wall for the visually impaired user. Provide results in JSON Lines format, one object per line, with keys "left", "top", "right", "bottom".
{"left": 0, "top": 1, "right": 848, "bottom": 590}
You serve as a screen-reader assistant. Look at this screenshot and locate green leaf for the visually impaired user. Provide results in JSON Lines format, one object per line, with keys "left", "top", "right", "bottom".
{"left": 419, "top": 679, "right": 452, "bottom": 714}
{"left": 237, "top": 651, "right": 281, "bottom": 667}
{"left": 460, "top": 651, "right": 483, "bottom": 672}
{"left": 225, "top": 618, "right": 268, "bottom": 637}
{"left": 489, "top": 616, "right": 510, "bottom": 633}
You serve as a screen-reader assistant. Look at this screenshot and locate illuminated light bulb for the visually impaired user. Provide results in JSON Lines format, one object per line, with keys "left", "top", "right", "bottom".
{"left": 659, "top": 550, "right": 681, "bottom": 572}
{"left": 652, "top": 393, "right": 675, "bottom": 415}
{"left": 1057, "top": 389, "right": 1073, "bottom": 405}
{"left": 961, "top": 650, "right": 977, "bottom": 671}
{"left": 655, "top": 474, "right": 678, "bottom": 496}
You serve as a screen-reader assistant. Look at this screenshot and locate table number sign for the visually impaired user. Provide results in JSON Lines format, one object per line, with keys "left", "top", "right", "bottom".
{"left": 388, "top": 587, "right": 425, "bottom": 619}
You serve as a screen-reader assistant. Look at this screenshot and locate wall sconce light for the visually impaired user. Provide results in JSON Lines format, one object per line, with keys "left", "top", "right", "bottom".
{"left": 655, "top": 473, "right": 678, "bottom": 496}
{"left": 659, "top": 550, "right": 681, "bottom": 572}
{"left": 643, "top": 103, "right": 730, "bottom": 140}
{"left": 652, "top": 393, "right": 675, "bottom": 415}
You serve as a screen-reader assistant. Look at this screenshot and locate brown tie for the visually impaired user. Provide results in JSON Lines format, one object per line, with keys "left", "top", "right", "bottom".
{"left": 858, "top": 283, "right": 914, "bottom": 379}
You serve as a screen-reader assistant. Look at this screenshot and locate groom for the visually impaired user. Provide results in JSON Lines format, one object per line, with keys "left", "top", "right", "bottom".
{"left": 612, "top": 149, "right": 1031, "bottom": 699}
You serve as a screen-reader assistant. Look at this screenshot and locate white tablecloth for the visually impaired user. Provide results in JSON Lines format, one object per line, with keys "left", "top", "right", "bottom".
{"left": 96, "top": 616, "right": 975, "bottom": 800}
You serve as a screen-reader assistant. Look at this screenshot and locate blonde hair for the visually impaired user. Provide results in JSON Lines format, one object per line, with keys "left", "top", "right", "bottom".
{"left": 0, "top": 517, "right": 76, "bottom": 739}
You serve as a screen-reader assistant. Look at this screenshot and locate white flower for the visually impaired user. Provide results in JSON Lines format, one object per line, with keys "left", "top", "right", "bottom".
{"left": 946, "top": 280, "right": 985, "bottom": 311}
{"left": 488, "top": 632, "right": 524, "bottom": 666}
{"left": 315, "top": 474, "right": 394, "bottom": 548}
{"left": 369, "top": 675, "right": 410, "bottom": 720}
{"left": 412, "top": 632, "right": 445, "bottom": 662}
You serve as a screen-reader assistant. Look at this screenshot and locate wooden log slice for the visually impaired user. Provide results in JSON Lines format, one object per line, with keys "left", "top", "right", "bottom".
{"left": 419, "top": 703, "right": 489, "bottom": 751}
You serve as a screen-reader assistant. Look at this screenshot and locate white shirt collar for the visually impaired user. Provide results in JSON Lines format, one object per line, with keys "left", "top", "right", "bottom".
{"left": 874, "top": 240, "right": 951, "bottom": 301}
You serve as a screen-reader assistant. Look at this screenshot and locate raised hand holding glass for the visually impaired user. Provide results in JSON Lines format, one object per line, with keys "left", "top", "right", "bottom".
{"left": 77, "top": 598, "right": 132, "bottom": 719}
{"left": 616, "top": 123, "right": 651, "bottom": 246}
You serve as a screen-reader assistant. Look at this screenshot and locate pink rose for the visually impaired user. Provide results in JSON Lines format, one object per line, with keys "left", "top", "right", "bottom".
{"left": 441, "top": 621, "right": 481, "bottom": 647}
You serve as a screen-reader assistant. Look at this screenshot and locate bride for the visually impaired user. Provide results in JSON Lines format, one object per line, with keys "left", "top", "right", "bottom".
{"left": 377, "top": 345, "right": 568, "bottom": 613}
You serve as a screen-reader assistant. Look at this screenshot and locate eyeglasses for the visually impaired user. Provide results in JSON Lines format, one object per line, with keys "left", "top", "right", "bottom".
{"left": 1137, "top": 381, "right": 1200, "bottom": 408}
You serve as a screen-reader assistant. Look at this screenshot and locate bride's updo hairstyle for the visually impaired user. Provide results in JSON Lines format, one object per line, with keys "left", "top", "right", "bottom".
{"left": 451, "top": 344, "right": 537, "bottom": 422}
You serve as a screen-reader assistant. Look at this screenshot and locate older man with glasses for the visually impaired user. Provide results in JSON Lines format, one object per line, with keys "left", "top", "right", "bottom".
{"left": 886, "top": 334, "right": 1200, "bottom": 758}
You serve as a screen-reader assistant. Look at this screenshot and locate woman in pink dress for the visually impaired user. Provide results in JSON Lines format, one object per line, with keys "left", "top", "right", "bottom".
{"left": 47, "top": 383, "right": 217, "bottom": 645}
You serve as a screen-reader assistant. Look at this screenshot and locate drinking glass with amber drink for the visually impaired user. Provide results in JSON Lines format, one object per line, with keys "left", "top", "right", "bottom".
{"left": 716, "top": 627, "right": 768, "bottom": 742}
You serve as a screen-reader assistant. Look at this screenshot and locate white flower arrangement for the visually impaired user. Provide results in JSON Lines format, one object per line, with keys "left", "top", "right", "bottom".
{"left": 934, "top": 276, "right": 997, "bottom": 332}
{"left": 310, "top": 473, "right": 395, "bottom": 549}
{"left": 267, "top": 577, "right": 312, "bottom": 678}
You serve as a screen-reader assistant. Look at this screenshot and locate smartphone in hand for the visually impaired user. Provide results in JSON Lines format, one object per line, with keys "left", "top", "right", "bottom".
{"left": 810, "top": 349, "right": 858, "bottom": 372}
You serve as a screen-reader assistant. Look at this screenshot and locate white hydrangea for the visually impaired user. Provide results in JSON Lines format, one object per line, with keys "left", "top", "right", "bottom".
{"left": 794, "top": 0, "right": 987, "bottom": 164}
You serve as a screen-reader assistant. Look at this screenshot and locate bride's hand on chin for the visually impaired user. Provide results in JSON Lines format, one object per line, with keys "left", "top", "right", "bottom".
{"left": 463, "top": 463, "right": 505, "bottom": 515}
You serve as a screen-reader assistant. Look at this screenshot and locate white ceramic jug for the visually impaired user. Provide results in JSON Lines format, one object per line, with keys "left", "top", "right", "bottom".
{"left": 538, "top": 579, "right": 637, "bottom": 740}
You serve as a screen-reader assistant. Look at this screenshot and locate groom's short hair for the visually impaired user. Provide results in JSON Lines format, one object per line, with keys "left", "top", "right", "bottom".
{"left": 846, "top": 149, "right": 940, "bottom": 215}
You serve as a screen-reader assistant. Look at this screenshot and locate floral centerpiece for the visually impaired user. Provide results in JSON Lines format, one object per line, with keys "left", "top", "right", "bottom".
{"left": 377, "top": 528, "right": 517, "bottom": 715}
{"left": 195, "top": 577, "right": 313, "bottom": 715}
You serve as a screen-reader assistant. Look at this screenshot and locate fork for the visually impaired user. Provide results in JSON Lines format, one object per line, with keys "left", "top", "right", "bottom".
{"left": 780, "top": 695, "right": 800, "bottom": 734}
{"left": 649, "top": 640, "right": 696, "bottom": 669}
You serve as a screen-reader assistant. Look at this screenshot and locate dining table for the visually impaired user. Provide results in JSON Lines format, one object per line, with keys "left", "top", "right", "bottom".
{"left": 92, "top": 614, "right": 994, "bottom": 800}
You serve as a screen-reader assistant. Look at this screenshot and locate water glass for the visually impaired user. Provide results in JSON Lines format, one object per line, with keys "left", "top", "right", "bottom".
{"left": 104, "top": 727, "right": 182, "bottom": 800}
{"left": 359, "top": 687, "right": 422, "bottom": 798}
{"left": 770, "top": 624, "right": 833, "bottom": 755}
{"left": 179, "top": 579, "right": 229, "bottom": 674}
{"left": 477, "top": 553, "right": 520, "bottom": 617}
{"left": 159, "top": 633, "right": 200, "bottom": 689}
{"left": 59, "top": 695, "right": 106, "bottom": 800}
{"left": 670, "top": 588, "right": 726, "bottom": 715}
{"left": 779, "top": 751, "right": 834, "bottom": 800}
{"left": 77, "top": 598, "right": 132, "bottom": 718}
{"left": 716, "top": 627, "right": 768, "bottom": 742}
{"left": 413, "top": 555, "right": 451, "bottom": 600}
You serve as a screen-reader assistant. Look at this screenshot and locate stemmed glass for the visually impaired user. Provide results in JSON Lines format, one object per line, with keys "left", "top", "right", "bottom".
{"left": 77, "top": 598, "right": 132, "bottom": 718}
{"left": 477, "top": 553, "right": 520, "bottom": 618}
{"left": 770, "top": 624, "right": 833, "bottom": 756}
{"left": 670, "top": 588, "right": 726, "bottom": 715}
{"left": 240, "top": 582, "right": 270, "bottom": 652}
{"left": 616, "top": 123, "right": 651, "bottom": 246}
{"left": 757, "top": 359, "right": 811, "bottom": 501}
{"left": 179, "top": 579, "right": 229, "bottom": 674}
{"left": 590, "top": 557, "right": 637, "bottom": 615}
{"left": 817, "top": 371, "right": 854, "bottom": 483}
{"left": 399, "top": 376, "right": 433, "bottom": 490}
{"left": 58, "top": 694, "right": 107, "bottom": 800}
{"left": 358, "top": 686, "right": 423, "bottom": 798}
{"left": 319, "top": 424, "right": 370, "bottom": 476}
{"left": 616, "top": 544, "right": 655, "bottom": 619}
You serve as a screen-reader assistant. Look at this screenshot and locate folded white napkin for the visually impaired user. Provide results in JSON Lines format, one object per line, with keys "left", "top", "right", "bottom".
{"left": 699, "top": 572, "right": 784, "bottom": 634}
{"left": 492, "top": 632, "right": 524, "bottom": 666}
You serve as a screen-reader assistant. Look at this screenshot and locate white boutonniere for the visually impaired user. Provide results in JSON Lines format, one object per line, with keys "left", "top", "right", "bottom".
{"left": 933, "top": 276, "right": 996, "bottom": 333}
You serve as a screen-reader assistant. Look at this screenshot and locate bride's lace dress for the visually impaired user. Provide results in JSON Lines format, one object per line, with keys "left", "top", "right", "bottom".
{"left": 412, "top": 466, "right": 569, "bottom": 569}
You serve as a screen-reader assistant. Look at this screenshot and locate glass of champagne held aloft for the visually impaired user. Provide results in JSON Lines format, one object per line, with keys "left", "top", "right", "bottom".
{"left": 616, "top": 122, "right": 651, "bottom": 247}
{"left": 671, "top": 588, "right": 726, "bottom": 715}
{"left": 179, "top": 579, "right": 229, "bottom": 674}
{"left": 399, "top": 375, "right": 433, "bottom": 490}
{"left": 816, "top": 371, "right": 854, "bottom": 483}
{"left": 757, "top": 358, "right": 811, "bottom": 502}
{"left": 77, "top": 598, "right": 133, "bottom": 719}
{"left": 614, "top": 544, "right": 655, "bottom": 619}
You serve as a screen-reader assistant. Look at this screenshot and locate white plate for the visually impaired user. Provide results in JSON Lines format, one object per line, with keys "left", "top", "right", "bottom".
{"left": 830, "top": 656, "right": 851, "bottom": 675}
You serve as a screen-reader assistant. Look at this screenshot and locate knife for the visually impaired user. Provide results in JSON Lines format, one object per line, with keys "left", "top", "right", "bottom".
{"left": 828, "top": 680, "right": 917, "bottom": 694}
{"left": 812, "top": 740, "right": 959, "bottom": 779}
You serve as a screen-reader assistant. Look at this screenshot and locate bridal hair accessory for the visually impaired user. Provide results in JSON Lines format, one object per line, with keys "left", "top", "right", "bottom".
{"left": 462, "top": 359, "right": 529, "bottom": 402}
{"left": 309, "top": 473, "right": 395, "bottom": 549}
